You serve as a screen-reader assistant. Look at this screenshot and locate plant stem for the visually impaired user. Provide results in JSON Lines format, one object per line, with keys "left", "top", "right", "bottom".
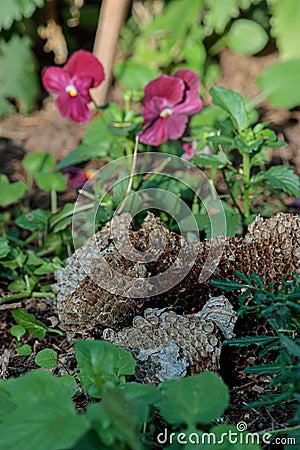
{"left": 243, "top": 153, "right": 251, "bottom": 219}
{"left": 118, "top": 135, "right": 139, "bottom": 214}
{"left": 0, "top": 218, "right": 7, "bottom": 239}
{"left": 51, "top": 189, "right": 57, "bottom": 214}
{"left": 0, "top": 291, "right": 55, "bottom": 305}
{"left": 221, "top": 168, "right": 244, "bottom": 219}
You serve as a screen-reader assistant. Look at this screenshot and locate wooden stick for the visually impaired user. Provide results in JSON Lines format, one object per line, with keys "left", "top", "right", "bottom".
{"left": 92, "top": 0, "right": 130, "bottom": 106}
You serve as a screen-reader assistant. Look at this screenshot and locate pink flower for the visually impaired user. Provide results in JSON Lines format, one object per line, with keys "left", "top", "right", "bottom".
{"left": 182, "top": 140, "right": 213, "bottom": 160}
{"left": 42, "top": 50, "right": 105, "bottom": 123}
{"left": 139, "top": 69, "right": 202, "bottom": 146}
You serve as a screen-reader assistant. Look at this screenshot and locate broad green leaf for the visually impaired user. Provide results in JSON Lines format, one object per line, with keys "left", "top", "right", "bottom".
{"left": 120, "top": 383, "right": 162, "bottom": 428}
{"left": 210, "top": 86, "right": 250, "bottom": 131}
{"left": 159, "top": 372, "right": 229, "bottom": 427}
{"left": 35, "top": 172, "right": 67, "bottom": 192}
{"left": 55, "top": 114, "right": 124, "bottom": 170}
{"left": 0, "top": 238, "right": 10, "bottom": 258}
{"left": 17, "top": 344, "right": 32, "bottom": 356}
{"left": 263, "top": 166, "right": 300, "bottom": 197}
{"left": 87, "top": 390, "right": 142, "bottom": 450}
{"left": 227, "top": 19, "right": 268, "bottom": 55}
{"left": 35, "top": 348, "right": 58, "bottom": 368}
{"left": 10, "top": 325, "right": 26, "bottom": 340}
{"left": 57, "top": 375, "right": 77, "bottom": 398}
{"left": 0, "top": 371, "right": 89, "bottom": 450}
{"left": 0, "top": 0, "right": 45, "bottom": 30}
{"left": 75, "top": 340, "right": 136, "bottom": 398}
{"left": 114, "top": 60, "right": 160, "bottom": 90}
{"left": 22, "top": 152, "right": 55, "bottom": 173}
{"left": 11, "top": 308, "right": 48, "bottom": 339}
{"left": 257, "top": 59, "right": 300, "bottom": 109}
{"left": 0, "top": 180, "right": 26, "bottom": 206}
{"left": 15, "top": 209, "right": 50, "bottom": 231}
{"left": 192, "top": 153, "right": 228, "bottom": 169}
{"left": 269, "top": 0, "right": 300, "bottom": 60}
{"left": 0, "top": 36, "right": 39, "bottom": 116}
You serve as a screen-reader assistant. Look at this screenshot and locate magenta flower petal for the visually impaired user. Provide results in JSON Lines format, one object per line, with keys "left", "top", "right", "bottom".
{"left": 166, "top": 115, "right": 188, "bottom": 140}
{"left": 42, "top": 67, "right": 70, "bottom": 94}
{"left": 72, "top": 76, "right": 93, "bottom": 103}
{"left": 174, "top": 69, "right": 200, "bottom": 92}
{"left": 143, "top": 75, "right": 184, "bottom": 105}
{"left": 65, "top": 50, "right": 105, "bottom": 88}
{"left": 142, "top": 97, "right": 169, "bottom": 123}
{"left": 55, "top": 94, "right": 90, "bottom": 123}
{"left": 139, "top": 118, "right": 168, "bottom": 146}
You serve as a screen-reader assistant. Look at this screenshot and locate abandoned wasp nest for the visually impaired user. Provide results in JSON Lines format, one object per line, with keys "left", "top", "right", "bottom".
{"left": 53, "top": 212, "right": 299, "bottom": 339}
{"left": 103, "top": 296, "right": 237, "bottom": 383}
{"left": 52, "top": 212, "right": 299, "bottom": 382}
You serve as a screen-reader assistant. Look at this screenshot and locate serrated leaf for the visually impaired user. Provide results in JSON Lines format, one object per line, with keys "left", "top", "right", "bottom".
{"left": 159, "top": 372, "right": 229, "bottom": 427}
{"left": 0, "top": 371, "right": 89, "bottom": 450}
{"left": 263, "top": 166, "right": 300, "bottom": 197}
{"left": 210, "top": 86, "right": 250, "bottom": 131}
{"left": 11, "top": 308, "right": 48, "bottom": 338}
{"left": 0, "top": 35, "right": 39, "bottom": 116}
{"left": 279, "top": 334, "right": 300, "bottom": 358}
{"left": 227, "top": 19, "right": 268, "bottom": 55}
{"left": 257, "top": 58, "right": 300, "bottom": 109}
{"left": 0, "top": 0, "right": 45, "bottom": 30}
{"left": 35, "top": 348, "right": 58, "bottom": 368}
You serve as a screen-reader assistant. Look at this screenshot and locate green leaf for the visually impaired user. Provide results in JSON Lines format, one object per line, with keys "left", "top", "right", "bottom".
{"left": 159, "top": 372, "right": 229, "bottom": 427}
{"left": 263, "top": 166, "right": 300, "bottom": 197}
{"left": 0, "top": 180, "right": 26, "bottom": 206}
{"left": 120, "top": 383, "right": 162, "bottom": 428}
{"left": 0, "top": 371, "right": 89, "bottom": 450}
{"left": 192, "top": 152, "right": 228, "bottom": 169}
{"left": 210, "top": 278, "right": 251, "bottom": 291}
{"left": 55, "top": 114, "right": 124, "bottom": 170}
{"left": 15, "top": 209, "right": 50, "bottom": 231}
{"left": 57, "top": 375, "right": 78, "bottom": 398}
{"left": 10, "top": 325, "right": 26, "bottom": 340}
{"left": 269, "top": 0, "right": 300, "bottom": 60}
{"left": 257, "top": 58, "right": 300, "bottom": 109}
{"left": 22, "top": 152, "right": 55, "bottom": 174}
{"left": 0, "top": 35, "right": 39, "bottom": 116}
{"left": 35, "top": 348, "right": 58, "bottom": 368}
{"left": 75, "top": 340, "right": 136, "bottom": 398}
{"left": 35, "top": 172, "right": 67, "bottom": 192}
{"left": 0, "top": 238, "right": 10, "bottom": 258}
{"left": 209, "top": 86, "right": 250, "bottom": 131}
{"left": 11, "top": 308, "right": 48, "bottom": 339}
{"left": 204, "top": 0, "right": 240, "bottom": 34}
{"left": 0, "top": 0, "right": 45, "bottom": 30}
{"left": 87, "top": 390, "right": 143, "bottom": 450}
{"left": 114, "top": 60, "right": 160, "bottom": 90}
{"left": 17, "top": 344, "right": 32, "bottom": 356}
{"left": 279, "top": 334, "right": 300, "bottom": 358}
{"left": 227, "top": 19, "right": 268, "bottom": 55}
{"left": 49, "top": 202, "right": 74, "bottom": 231}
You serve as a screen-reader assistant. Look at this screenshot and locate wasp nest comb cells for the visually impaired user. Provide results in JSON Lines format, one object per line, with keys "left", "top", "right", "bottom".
{"left": 53, "top": 212, "right": 299, "bottom": 381}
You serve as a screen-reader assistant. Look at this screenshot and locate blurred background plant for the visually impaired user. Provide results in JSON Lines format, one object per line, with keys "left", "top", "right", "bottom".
{"left": 2, "top": 0, "right": 300, "bottom": 118}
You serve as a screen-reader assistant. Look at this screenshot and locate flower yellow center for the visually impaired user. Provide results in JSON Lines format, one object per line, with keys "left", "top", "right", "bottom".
{"left": 160, "top": 108, "right": 173, "bottom": 119}
{"left": 65, "top": 84, "right": 78, "bottom": 97}
{"left": 86, "top": 170, "right": 94, "bottom": 179}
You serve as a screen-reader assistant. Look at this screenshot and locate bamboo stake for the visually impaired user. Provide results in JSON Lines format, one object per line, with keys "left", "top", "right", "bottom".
{"left": 92, "top": 0, "right": 130, "bottom": 105}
